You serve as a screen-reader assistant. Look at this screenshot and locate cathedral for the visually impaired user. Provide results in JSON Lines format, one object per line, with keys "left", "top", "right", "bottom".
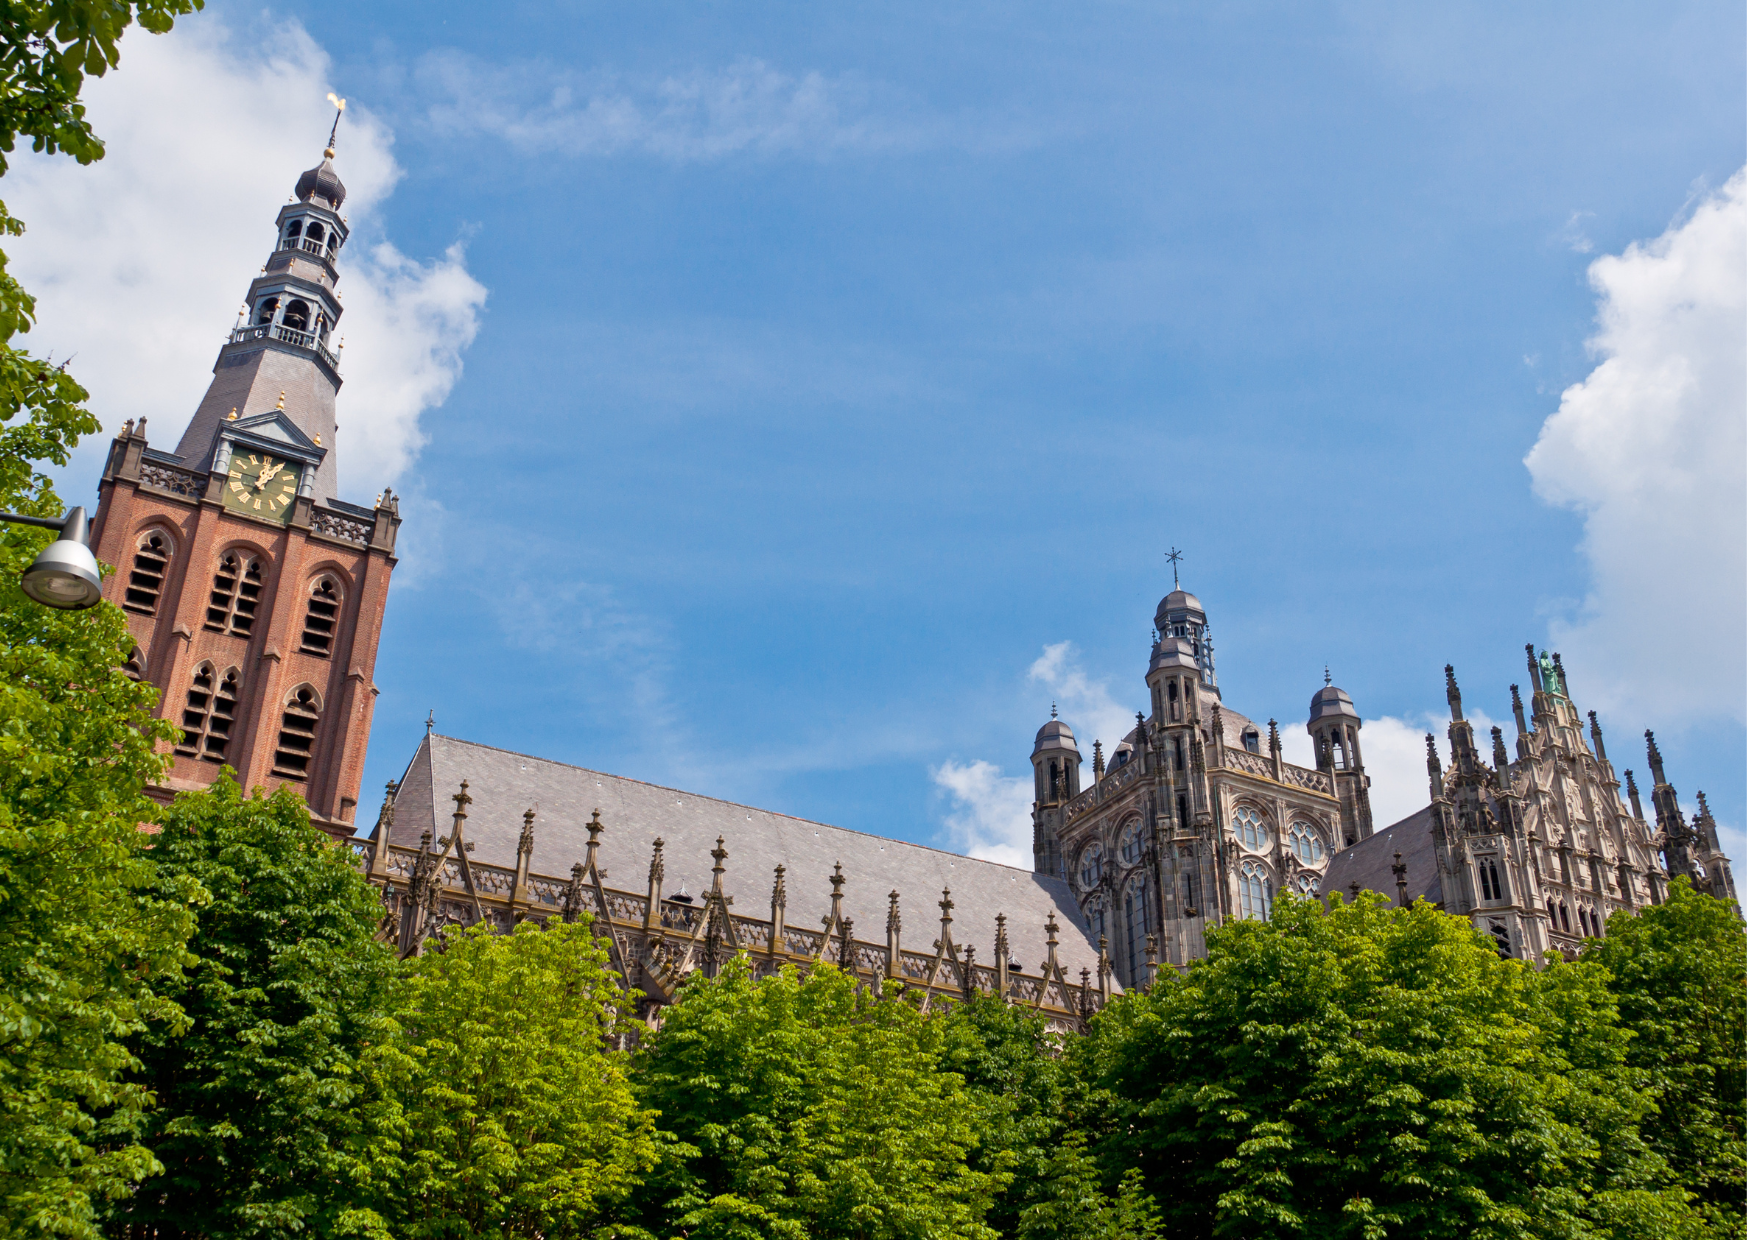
{"left": 85, "top": 143, "right": 1739, "bottom": 1028}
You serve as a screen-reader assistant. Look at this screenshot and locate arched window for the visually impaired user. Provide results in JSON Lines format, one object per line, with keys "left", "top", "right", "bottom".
{"left": 1293, "top": 871, "right": 1319, "bottom": 895}
{"left": 255, "top": 296, "right": 279, "bottom": 326}
{"left": 305, "top": 222, "right": 325, "bottom": 244}
{"left": 1182, "top": 869, "right": 1198, "bottom": 914}
{"left": 283, "top": 299, "right": 311, "bottom": 332}
{"left": 124, "top": 529, "right": 172, "bottom": 613}
{"left": 1288, "top": 821, "right": 1325, "bottom": 864}
{"left": 1084, "top": 897, "right": 1106, "bottom": 942}
{"left": 1078, "top": 842, "right": 1104, "bottom": 891}
{"left": 1232, "top": 805, "right": 1269, "bottom": 850}
{"left": 1123, "top": 875, "right": 1152, "bottom": 985}
{"left": 285, "top": 220, "right": 303, "bottom": 240}
{"left": 1590, "top": 909, "right": 1605, "bottom": 938}
{"left": 1241, "top": 727, "right": 1260, "bottom": 754}
{"left": 1119, "top": 821, "right": 1143, "bottom": 866}
{"left": 300, "top": 575, "right": 342, "bottom": 655}
{"left": 272, "top": 685, "right": 321, "bottom": 779}
{"left": 1238, "top": 859, "right": 1271, "bottom": 921}
{"left": 1559, "top": 903, "right": 1571, "bottom": 933}
{"left": 122, "top": 645, "right": 146, "bottom": 681}
{"left": 176, "top": 664, "right": 239, "bottom": 762}
{"left": 206, "top": 552, "right": 263, "bottom": 636}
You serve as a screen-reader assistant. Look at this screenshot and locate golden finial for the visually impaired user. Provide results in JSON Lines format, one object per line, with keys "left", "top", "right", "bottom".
{"left": 324, "top": 93, "right": 346, "bottom": 159}
{"left": 275, "top": 390, "right": 285, "bottom": 410}
{"left": 226, "top": 407, "right": 238, "bottom": 421}
{"left": 313, "top": 433, "right": 322, "bottom": 446}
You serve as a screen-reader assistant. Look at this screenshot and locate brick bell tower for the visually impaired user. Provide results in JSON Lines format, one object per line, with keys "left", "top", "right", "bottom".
{"left": 87, "top": 126, "right": 399, "bottom": 837}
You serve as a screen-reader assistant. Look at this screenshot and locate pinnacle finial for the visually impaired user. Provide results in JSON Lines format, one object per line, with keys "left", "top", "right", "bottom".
{"left": 275, "top": 389, "right": 286, "bottom": 410}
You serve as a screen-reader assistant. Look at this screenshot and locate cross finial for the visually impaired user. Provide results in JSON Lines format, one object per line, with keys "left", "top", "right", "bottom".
{"left": 324, "top": 92, "right": 346, "bottom": 158}
{"left": 425, "top": 710, "right": 434, "bottom": 735}
{"left": 1050, "top": 701, "right": 1057, "bottom": 720}
{"left": 1165, "top": 545, "right": 1183, "bottom": 586}
{"left": 1324, "top": 665, "right": 1331, "bottom": 687}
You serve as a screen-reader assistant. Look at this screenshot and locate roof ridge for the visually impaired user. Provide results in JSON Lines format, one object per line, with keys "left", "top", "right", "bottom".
{"left": 423, "top": 733, "right": 1049, "bottom": 879}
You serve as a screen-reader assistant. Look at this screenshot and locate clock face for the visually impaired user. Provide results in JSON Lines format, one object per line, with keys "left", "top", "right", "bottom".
{"left": 224, "top": 450, "right": 300, "bottom": 524}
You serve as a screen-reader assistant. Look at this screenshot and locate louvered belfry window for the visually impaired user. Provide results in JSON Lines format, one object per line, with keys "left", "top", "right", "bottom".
{"left": 206, "top": 552, "right": 263, "bottom": 636}
{"left": 177, "top": 665, "right": 240, "bottom": 762}
{"left": 272, "top": 686, "right": 320, "bottom": 779}
{"left": 300, "top": 576, "right": 341, "bottom": 656}
{"left": 124, "top": 530, "right": 172, "bottom": 613}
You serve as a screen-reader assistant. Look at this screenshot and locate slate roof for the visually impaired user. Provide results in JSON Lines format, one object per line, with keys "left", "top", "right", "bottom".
{"left": 388, "top": 733, "right": 1112, "bottom": 979}
{"left": 1321, "top": 805, "right": 1443, "bottom": 906}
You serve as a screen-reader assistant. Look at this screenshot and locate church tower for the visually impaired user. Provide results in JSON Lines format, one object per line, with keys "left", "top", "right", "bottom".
{"left": 87, "top": 131, "right": 399, "bottom": 838}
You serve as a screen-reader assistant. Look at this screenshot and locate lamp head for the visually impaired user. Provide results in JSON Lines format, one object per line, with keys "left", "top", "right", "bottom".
{"left": 20, "top": 507, "right": 102, "bottom": 610}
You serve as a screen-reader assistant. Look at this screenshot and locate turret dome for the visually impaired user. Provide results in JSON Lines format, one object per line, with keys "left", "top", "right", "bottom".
{"left": 1309, "top": 683, "right": 1359, "bottom": 724}
{"left": 295, "top": 153, "right": 347, "bottom": 210}
{"left": 1032, "top": 717, "right": 1080, "bottom": 757}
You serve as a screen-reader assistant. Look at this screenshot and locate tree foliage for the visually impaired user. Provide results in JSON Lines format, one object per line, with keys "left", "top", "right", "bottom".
{"left": 632, "top": 958, "right": 1010, "bottom": 1240}
{"left": 1586, "top": 877, "right": 1747, "bottom": 1238}
{"left": 1078, "top": 891, "right": 1710, "bottom": 1240}
{"left": 107, "top": 774, "right": 396, "bottom": 1240}
{"left": 353, "top": 918, "right": 656, "bottom": 1239}
{"left": 0, "top": 0, "right": 202, "bottom": 173}
{"left": 0, "top": 380, "right": 195, "bottom": 1235}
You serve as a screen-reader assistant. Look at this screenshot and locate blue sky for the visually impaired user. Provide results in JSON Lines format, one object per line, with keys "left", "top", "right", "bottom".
{"left": 16, "top": 0, "right": 1745, "bottom": 868}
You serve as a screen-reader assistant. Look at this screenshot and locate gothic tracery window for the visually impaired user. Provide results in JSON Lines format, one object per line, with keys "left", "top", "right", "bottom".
{"left": 1119, "top": 821, "right": 1143, "bottom": 866}
{"left": 124, "top": 529, "right": 172, "bottom": 613}
{"left": 1078, "top": 842, "right": 1104, "bottom": 891}
{"left": 176, "top": 663, "right": 239, "bottom": 762}
{"left": 1238, "top": 859, "right": 1271, "bottom": 921}
{"left": 1232, "top": 805, "right": 1269, "bottom": 850}
{"left": 272, "top": 685, "right": 321, "bottom": 779}
{"left": 1288, "top": 821, "right": 1325, "bottom": 864}
{"left": 1293, "top": 871, "right": 1319, "bottom": 895}
{"left": 1122, "top": 875, "right": 1153, "bottom": 985}
{"left": 206, "top": 551, "right": 263, "bottom": 636}
{"left": 300, "top": 575, "right": 341, "bottom": 655}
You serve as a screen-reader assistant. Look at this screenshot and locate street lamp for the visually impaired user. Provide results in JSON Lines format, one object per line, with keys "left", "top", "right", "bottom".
{"left": 0, "top": 506, "right": 104, "bottom": 609}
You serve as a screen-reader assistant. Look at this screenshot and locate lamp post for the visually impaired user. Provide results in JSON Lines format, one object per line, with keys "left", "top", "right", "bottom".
{"left": 0, "top": 507, "right": 104, "bottom": 609}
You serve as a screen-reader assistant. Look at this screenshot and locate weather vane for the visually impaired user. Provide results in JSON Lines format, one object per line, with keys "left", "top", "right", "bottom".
{"left": 1165, "top": 546, "right": 1183, "bottom": 587}
{"left": 325, "top": 92, "right": 346, "bottom": 157}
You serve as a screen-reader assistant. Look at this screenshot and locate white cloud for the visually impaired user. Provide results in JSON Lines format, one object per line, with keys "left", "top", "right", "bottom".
{"left": 929, "top": 641, "right": 1138, "bottom": 865}
{"left": 933, "top": 758, "right": 1034, "bottom": 868}
{"left": 416, "top": 52, "right": 999, "bottom": 162}
{"left": 1525, "top": 170, "right": 1746, "bottom": 728}
{"left": 1028, "top": 641, "right": 1139, "bottom": 758}
{"left": 4, "top": 16, "right": 486, "bottom": 501}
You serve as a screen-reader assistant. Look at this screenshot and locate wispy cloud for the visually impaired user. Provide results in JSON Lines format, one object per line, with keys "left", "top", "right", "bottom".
{"left": 1027, "top": 641, "right": 1139, "bottom": 756}
{"left": 415, "top": 52, "right": 1029, "bottom": 162}
{"left": 1525, "top": 169, "right": 1746, "bottom": 728}
{"left": 5, "top": 16, "right": 487, "bottom": 502}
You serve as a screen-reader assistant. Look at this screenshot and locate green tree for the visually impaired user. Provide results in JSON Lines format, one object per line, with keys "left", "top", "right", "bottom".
{"left": 354, "top": 918, "right": 656, "bottom": 1239}
{"left": 632, "top": 957, "right": 1009, "bottom": 1240}
{"left": 0, "top": 378, "right": 197, "bottom": 1234}
{"left": 0, "top": 0, "right": 202, "bottom": 173}
{"left": 1585, "top": 878, "right": 1747, "bottom": 1239}
{"left": 104, "top": 773, "right": 396, "bottom": 1240}
{"left": 1079, "top": 891, "right": 1705, "bottom": 1240}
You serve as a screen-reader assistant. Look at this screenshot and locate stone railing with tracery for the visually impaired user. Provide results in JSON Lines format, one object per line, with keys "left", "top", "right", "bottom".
{"left": 311, "top": 507, "right": 372, "bottom": 546}
{"left": 139, "top": 459, "right": 204, "bottom": 499}
{"left": 360, "top": 835, "right": 1112, "bottom": 1030}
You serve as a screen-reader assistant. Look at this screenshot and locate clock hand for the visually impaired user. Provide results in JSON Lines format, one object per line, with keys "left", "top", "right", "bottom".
{"left": 255, "top": 461, "right": 287, "bottom": 488}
